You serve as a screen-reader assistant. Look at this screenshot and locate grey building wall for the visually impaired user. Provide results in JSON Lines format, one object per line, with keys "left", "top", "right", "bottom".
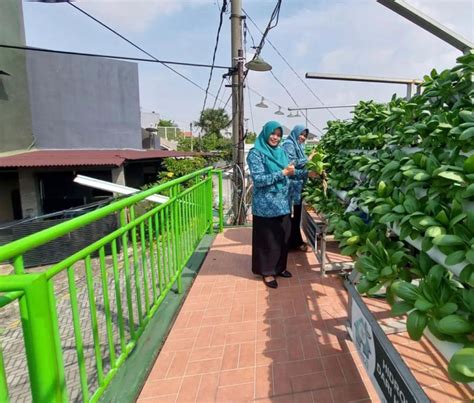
{"left": 0, "top": 0, "right": 34, "bottom": 152}
{"left": 26, "top": 52, "right": 142, "bottom": 149}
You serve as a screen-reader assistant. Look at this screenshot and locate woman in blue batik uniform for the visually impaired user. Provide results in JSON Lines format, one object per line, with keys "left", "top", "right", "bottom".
{"left": 247, "top": 121, "right": 307, "bottom": 289}
{"left": 282, "top": 125, "right": 313, "bottom": 251}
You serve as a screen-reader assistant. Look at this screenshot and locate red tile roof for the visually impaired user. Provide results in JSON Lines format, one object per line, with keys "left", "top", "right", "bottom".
{"left": 0, "top": 149, "right": 199, "bottom": 168}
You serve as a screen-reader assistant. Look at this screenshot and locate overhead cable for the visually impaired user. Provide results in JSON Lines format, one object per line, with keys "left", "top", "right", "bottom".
{"left": 0, "top": 44, "right": 231, "bottom": 70}
{"left": 244, "top": 0, "right": 282, "bottom": 79}
{"left": 202, "top": 0, "right": 228, "bottom": 113}
{"left": 270, "top": 71, "right": 323, "bottom": 134}
{"left": 243, "top": 10, "right": 338, "bottom": 119}
{"left": 67, "top": 2, "right": 227, "bottom": 104}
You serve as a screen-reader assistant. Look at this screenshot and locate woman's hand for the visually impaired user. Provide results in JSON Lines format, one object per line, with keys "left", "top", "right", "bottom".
{"left": 308, "top": 171, "right": 318, "bottom": 179}
{"left": 282, "top": 164, "right": 295, "bottom": 176}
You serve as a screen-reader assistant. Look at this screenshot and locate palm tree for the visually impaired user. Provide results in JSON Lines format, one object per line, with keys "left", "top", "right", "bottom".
{"left": 194, "top": 108, "right": 230, "bottom": 138}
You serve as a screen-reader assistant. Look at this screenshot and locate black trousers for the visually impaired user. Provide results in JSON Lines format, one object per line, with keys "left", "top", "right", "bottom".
{"left": 288, "top": 203, "right": 304, "bottom": 249}
{"left": 252, "top": 214, "right": 291, "bottom": 276}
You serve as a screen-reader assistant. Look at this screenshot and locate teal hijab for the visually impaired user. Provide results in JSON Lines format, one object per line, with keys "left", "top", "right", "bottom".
{"left": 253, "top": 121, "right": 288, "bottom": 189}
{"left": 253, "top": 121, "right": 288, "bottom": 170}
{"left": 284, "top": 124, "right": 308, "bottom": 162}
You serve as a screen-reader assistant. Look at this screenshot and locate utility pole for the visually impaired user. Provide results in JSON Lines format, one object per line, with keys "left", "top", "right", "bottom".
{"left": 230, "top": 0, "right": 245, "bottom": 225}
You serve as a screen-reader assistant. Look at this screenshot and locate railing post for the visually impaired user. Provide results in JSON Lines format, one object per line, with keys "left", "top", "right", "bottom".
{"left": 216, "top": 170, "right": 224, "bottom": 232}
{"left": 207, "top": 171, "right": 214, "bottom": 234}
{"left": 0, "top": 344, "right": 8, "bottom": 402}
{"left": 21, "top": 273, "right": 67, "bottom": 402}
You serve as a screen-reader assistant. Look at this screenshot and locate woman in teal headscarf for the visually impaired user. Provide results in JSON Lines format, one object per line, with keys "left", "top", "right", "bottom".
{"left": 282, "top": 125, "right": 317, "bottom": 251}
{"left": 247, "top": 121, "right": 307, "bottom": 288}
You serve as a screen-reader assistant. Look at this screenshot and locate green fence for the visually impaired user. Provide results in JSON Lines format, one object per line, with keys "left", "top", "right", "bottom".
{"left": 0, "top": 167, "right": 223, "bottom": 402}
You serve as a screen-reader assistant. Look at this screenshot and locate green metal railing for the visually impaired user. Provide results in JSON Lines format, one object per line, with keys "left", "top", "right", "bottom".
{"left": 0, "top": 167, "right": 223, "bottom": 402}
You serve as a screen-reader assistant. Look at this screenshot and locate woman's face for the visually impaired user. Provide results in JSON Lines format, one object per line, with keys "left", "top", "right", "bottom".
{"left": 267, "top": 128, "right": 282, "bottom": 147}
{"left": 298, "top": 130, "right": 308, "bottom": 144}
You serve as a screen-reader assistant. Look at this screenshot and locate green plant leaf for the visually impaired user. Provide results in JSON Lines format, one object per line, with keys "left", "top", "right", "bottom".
{"left": 449, "top": 213, "right": 467, "bottom": 228}
{"left": 437, "top": 302, "right": 458, "bottom": 317}
{"left": 459, "top": 126, "right": 474, "bottom": 141}
{"left": 459, "top": 265, "right": 474, "bottom": 287}
{"left": 425, "top": 226, "right": 446, "bottom": 238}
{"left": 448, "top": 349, "right": 474, "bottom": 383}
{"left": 432, "top": 234, "right": 465, "bottom": 247}
{"left": 407, "top": 310, "right": 428, "bottom": 341}
{"left": 341, "top": 245, "right": 358, "bottom": 256}
{"left": 466, "top": 250, "right": 474, "bottom": 265}
{"left": 462, "top": 184, "right": 474, "bottom": 199}
{"left": 403, "top": 197, "right": 418, "bottom": 214}
{"left": 392, "top": 205, "right": 405, "bottom": 214}
{"left": 464, "top": 155, "right": 474, "bottom": 174}
{"left": 391, "top": 281, "right": 419, "bottom": 302}
{"left": 380, "top": 213, "right": 400, "bottom": 224}
{"left": 357, "top": 278, "right": 374, "bottom": 294}
{"left": 445, "top": 250, "right": 466, "bottom": 266}
{"left": 436, "top": 171, "right": 466, "bottom": 183}
{"left": 391, "top": 301, "right": 413, "bottom": 316}
{"left": 435, "top": 210, "right": 450, "bottom": 225}
{"left": 438, "top": 315, "right": 473, "bottom": 335}
{"left": 414, "top": 297, "right": 434, "bottom": 312}
{"left": 373, "top": 204, "right": 392, "bottom": 215}
{"left": 418, "top": 216, "right": 440, "bottom": 228}
{"left": 413, "top": 171, "right": 430, "bottom": 181}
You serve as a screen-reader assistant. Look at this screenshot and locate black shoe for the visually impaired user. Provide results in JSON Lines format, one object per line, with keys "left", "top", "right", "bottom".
{"left": 278, "top": 270, "right": 292, "bottom": 278}
{"left": 263, "top": 276, "right": 278, "bottom": 289}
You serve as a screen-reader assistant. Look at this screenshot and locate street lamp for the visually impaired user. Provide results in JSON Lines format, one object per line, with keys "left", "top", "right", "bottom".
{"left": 245, "top": 54, "right": 272, "bottom": 72}
{"left": 274, "top": 106, "right": 285, "bottom": 115}
{"left": 287, "top": 111, "right": 295, "bottom": 118}
{"left": 256, "top": 97, "right": 268, "bottom": 108}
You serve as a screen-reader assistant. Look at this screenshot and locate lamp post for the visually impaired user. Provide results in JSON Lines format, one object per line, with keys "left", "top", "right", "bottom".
{"left": 230, "top": 0, "right": 245, "bottom": 225}
{"left": 230, "top": 0, "right": 273, "bottom": 225}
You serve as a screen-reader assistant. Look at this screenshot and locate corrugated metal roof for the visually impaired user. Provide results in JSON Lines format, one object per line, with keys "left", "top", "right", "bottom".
{"left": 0, "top": 149, "right": 198, "bottom": 168}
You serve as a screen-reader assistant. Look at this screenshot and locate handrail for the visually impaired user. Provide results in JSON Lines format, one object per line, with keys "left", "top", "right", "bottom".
{"left": 0, "top": 167, "right": 212, "bottom": 261}
{"left": 0, "top": 167, "right": 223, "bottom": 402}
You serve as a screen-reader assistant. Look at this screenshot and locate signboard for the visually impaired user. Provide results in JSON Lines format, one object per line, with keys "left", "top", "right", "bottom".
{"left": 347, "top": 281, "right": 429, "bottom": 403}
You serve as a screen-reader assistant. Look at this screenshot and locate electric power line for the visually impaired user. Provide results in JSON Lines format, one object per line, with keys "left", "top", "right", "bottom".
{"left": 67, "top": 1, "right": 228, "bottom": 106}
{"left": 243, "top": 10, "right": 338, "bottom": 120}
{"left": 243, "top": 0, "right": 282, "bottom": 80}
{"left": 0, "top": 44, "right": 230, "bottom": 70}
{"left": 212, "top": 77, "right": 226, "bottom": 109}
{"left": 270, "top": 71, "right": 323, "bottom": 134}
{"left": 247, "top": 86, "right": 281, "bottom": 108}
{"left": 202, "top": 0, "right": 228, "bottom": 113}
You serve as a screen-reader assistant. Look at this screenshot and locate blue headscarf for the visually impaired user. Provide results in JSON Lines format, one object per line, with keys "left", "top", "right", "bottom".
{"left": 284, "top": 124, "right": 308, "bottom": 163}
{"left": 252, "top": 121, "right": 288, "bottom": 189}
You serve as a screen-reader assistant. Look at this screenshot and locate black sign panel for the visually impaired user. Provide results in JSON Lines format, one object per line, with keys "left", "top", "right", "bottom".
{"left": 348, "top": 282, "right": 429, "bottom": 403}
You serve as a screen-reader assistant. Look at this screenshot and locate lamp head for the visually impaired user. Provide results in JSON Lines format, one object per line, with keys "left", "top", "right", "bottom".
{"left": 245, "top": 55, "right": 272, "bottom": 72}
{"left": 274, "top": 107, "right": 284, "bottom": 115}
{"left": 256, "top": 97, "right": 268, "bottom": 108}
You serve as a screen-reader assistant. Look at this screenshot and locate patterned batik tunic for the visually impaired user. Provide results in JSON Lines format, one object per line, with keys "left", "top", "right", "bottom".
{"left": 281, "top": 141, "right": 308, "bottom": 206}
{"left": 247, "top": 148, "right": 306, "bottom": 217}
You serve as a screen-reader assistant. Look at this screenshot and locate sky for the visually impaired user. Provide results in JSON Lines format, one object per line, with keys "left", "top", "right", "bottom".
{"left": 22, "top": 0, "right": 473, "bottom": 136}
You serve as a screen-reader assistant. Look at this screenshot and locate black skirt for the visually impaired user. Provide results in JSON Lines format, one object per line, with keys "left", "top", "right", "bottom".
{"left": 252, "top": 214, "right": 291, "bottom": 276}
{"left": 288, "top": 203, "right": 305, "bottom": 249}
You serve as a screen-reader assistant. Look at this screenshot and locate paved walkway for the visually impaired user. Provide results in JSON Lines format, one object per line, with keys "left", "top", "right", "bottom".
{"left": 138, "top": 228, "right": 376, "bottom": 402}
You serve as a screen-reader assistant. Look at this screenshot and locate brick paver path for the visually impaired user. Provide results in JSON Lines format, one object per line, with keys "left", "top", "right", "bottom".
{"left": 138, "top": 228, "right": 377, "bottom": 402}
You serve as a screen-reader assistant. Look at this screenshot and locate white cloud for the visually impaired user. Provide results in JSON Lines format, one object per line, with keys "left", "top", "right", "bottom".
{"left": 77, "top": 0, "right": 211, "bottom": 33}
{"left": 240, "top": 0, "right": 473, "bottom": 132}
